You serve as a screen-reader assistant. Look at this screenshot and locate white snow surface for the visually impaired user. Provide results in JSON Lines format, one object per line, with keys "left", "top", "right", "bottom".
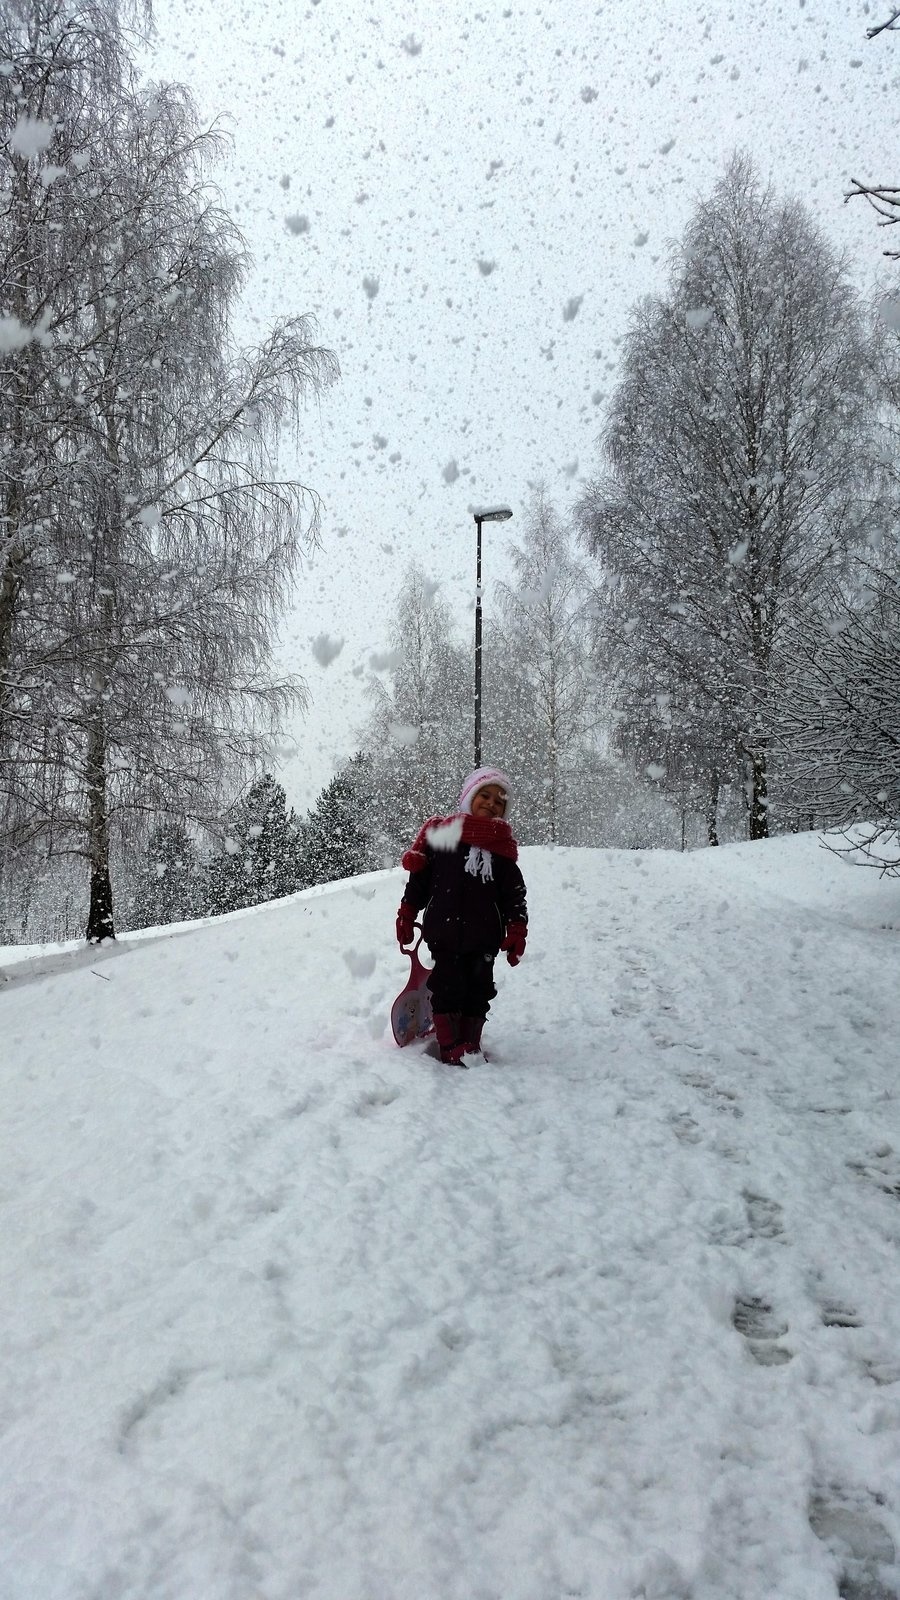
{"left": 3, "top": 835, "right": 900, "bottom": 1600}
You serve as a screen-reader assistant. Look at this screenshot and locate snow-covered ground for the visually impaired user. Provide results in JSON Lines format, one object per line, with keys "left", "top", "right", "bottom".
{"left": 3, "top": 835, "right": 900, "bottom": 1600}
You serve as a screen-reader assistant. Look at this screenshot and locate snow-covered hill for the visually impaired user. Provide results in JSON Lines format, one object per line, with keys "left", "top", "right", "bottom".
{"left": 3, "top": 837, "right": 900, "bottom": 1600}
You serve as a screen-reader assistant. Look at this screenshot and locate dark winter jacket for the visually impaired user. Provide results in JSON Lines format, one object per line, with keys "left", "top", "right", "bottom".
{"left": 401, "top": 838, "right": 527, "bottom": 956}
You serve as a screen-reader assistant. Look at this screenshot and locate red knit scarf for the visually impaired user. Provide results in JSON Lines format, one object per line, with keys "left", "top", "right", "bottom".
{"left": 402, "top": 813, "right": 518, "bottom": 872}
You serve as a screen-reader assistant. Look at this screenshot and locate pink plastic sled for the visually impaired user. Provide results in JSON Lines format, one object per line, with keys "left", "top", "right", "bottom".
{"left": 391, "top": 928, "right": 434, "bottom": 1047}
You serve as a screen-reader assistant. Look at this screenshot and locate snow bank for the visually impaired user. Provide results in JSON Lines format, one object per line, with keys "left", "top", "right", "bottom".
{"left": 2, "top": 838, "right": 899, "bottom": 1599}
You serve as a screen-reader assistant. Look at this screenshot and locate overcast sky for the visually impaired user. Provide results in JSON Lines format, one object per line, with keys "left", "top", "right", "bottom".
{"left": 145, "top": 0, "right": 895, "bottom": 810}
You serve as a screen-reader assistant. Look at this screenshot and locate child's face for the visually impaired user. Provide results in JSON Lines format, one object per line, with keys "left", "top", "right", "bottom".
{"left": 471, "top": 783, "right": 508, "bottom": 819}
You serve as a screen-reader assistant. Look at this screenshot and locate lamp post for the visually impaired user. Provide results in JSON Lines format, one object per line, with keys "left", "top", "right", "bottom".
{"left": 472, "top": 505, "right": 512, "bottom": 767}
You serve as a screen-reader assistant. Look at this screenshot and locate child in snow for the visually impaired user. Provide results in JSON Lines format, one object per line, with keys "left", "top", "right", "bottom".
{"left": 395, "top": 765, "right": 528, "bottom": 1065}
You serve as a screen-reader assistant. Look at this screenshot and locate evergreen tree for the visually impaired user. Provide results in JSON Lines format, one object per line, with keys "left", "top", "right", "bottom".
{"left": 132, "top": 821, "right": 199, "bottom": 928}
{"left": 301, "top": 763, "right": 370, "bottom": 886}
{"left": 204, "top": 774, "right": 303, "bottom": 914}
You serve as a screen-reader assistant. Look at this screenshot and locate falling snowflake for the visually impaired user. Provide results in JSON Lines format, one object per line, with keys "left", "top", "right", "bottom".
{"left": 369, "top": 648, "right": 403, "bottom": 672}
{"left": 0, "top": 314, "right": 34, "bottom": 352}
{"left": 285, "top": 213, "right": 310, "bottom": 235}
{"left": 427, "top": 818, "right": 464, "bottom": 852}
{"left": 9, "top": 117, "right": 54, "bottom": 158}
{"left": 311, "top": 634, "right": 345, "bottom": 666}
{"left": 686, "top": 307, "right": 714, "bottom": 331}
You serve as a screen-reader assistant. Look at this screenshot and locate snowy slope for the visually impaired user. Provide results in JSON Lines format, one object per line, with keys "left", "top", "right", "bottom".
{"left": 2, "top": 837, "right": 900, "bottom": 1600}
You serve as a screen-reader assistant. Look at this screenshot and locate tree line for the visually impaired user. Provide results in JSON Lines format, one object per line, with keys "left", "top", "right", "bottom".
{"left": 353, "top": 156, "right": 899, "bottom": 876}
{"left": 2, "top": 6, "right": 897, "bottom": 943}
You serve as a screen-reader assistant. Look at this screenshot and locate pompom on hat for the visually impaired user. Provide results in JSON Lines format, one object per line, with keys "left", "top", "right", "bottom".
{"left": 457, "top": 766, "right": 511, "bottom": 814}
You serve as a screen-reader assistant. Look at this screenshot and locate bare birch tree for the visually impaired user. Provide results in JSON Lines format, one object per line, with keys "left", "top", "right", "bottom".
{"left": 0, "top": 7, "right": 337, "bottom": 939}
{"left": 772, "top": 561, "right": 900, "bottom": 871}
{"left": 489, "top": 488, "right": 598, "bottom": 844}
{"left": 578, "top": 155, "right": 874, "bottom": 842}
{"left": 361, "top": 562, "right": 470, "bottom": 855}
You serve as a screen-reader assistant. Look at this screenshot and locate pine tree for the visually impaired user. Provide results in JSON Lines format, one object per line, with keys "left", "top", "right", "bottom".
{"left": 301, "top": 766, "right": 371, "bottom": 887}
{"left": 204, "top": 774, "right": 303, "bottom": 914}
{"left": 132, "top": 821, "right": 199, "bottom": 928}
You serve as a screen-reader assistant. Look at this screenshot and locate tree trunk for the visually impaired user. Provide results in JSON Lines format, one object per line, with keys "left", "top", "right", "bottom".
{"left": 0, "top": 162, "right": 36, "bottom": 715}
{"left": 547, "top": 646, "right": 558, "bottom": 845}
{"left": 706, "top": 768, "right": 720, "bottom": 847}
{"left": 85, "top": 700, "right": 115, "bottom": 942}
{"left": 747, "top": 747, "right": 769, "bottom": 840}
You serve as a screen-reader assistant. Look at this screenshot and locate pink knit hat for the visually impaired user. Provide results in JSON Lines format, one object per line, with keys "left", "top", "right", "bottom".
{"left": 458, "top": 766, "right": 512, "bottom": 814}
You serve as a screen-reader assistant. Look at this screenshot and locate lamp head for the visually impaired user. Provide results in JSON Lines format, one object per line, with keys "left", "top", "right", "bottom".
{"left": 472, "top": 505, "right": 513, "bottom": 524}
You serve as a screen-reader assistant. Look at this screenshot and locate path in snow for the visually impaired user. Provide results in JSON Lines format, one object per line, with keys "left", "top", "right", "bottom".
{"left": 2, "top": 837, "right": 900, "bottom": 1600}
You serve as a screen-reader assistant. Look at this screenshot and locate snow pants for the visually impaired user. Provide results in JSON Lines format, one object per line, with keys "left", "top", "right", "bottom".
{"left": 427, "top": 949, "right": 497, "bottom": 1021}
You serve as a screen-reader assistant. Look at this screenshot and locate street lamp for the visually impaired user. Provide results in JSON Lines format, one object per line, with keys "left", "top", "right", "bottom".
{"left": 472, "top": 505, "right": 512, "bottom": 767}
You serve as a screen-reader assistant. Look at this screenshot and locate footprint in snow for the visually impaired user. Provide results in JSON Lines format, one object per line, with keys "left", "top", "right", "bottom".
{"left": 847, "top": 1149, "right": 900, "bottom": 1200}
{"left": 809, "top": 1492, "right": 897, "bottom": 1600}
{"left": 743, "top": 1189, "right": 786, "bottom": 1241}
{"left": 863, "top": 1356, "right": 900, "bottom": 1387}
{"left": 668, "top": 1111, "right": 702, "bottom": 1146}
{"left": 680, "top": 1069, "right": 744, "bottom": 1118}
{"left": 821, "top": 1302, "right": 863, "bottom": 1330}
{"left": 353, "top": 1083, "right": 402, "bottom": 1116}
{"left": 732, "top": 1295, "right": 792, "bottom": 1366}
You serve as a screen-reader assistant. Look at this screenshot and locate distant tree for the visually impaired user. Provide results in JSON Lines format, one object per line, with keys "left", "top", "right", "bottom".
{"left": 488, "top": 488, "right": 599, "bottom": 844}
{"left": 204, "top": 773, "right": 303, "bottom": 914}
{"left": 132, "top": 820, "right": 200, "bottom": 928}
{"left": 301, "top": 763, "right": 371, "bottom": 885}
{"left": 578, "top": 155, "right": 874, "bottom": 843}
{"left": 362, "top": 563, "right": 470, "bottom": 853}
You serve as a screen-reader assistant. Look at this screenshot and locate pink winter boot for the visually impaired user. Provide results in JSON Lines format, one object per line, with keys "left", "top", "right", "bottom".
{"left": 432, "top": 1012, "right": 466, "bottom": 1066}
{"left": 461, "top": 1016, "right": 485, "bottom": 1055}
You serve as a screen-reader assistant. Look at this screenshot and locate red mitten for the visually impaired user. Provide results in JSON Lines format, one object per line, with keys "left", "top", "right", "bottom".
{"left": 396, "top": 902, "right": 416, "bottom": 948}
{"left": 501, "top": 921, "right": 527, "bottom": 966}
